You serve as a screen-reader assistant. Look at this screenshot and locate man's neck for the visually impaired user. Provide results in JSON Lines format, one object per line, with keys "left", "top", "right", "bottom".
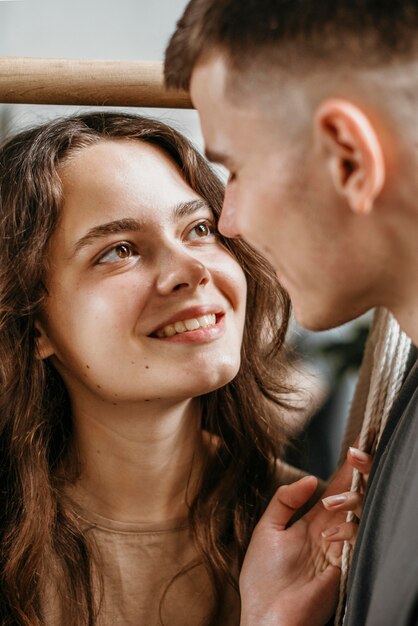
{"left": 392, "top": 303, "right": 418, "bottom": 347}
{"left": 388, "top": 254, "right": 418, "bottom": 347}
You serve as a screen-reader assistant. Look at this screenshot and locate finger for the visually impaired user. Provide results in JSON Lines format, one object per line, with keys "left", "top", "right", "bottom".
{"left": 261, "top": 475, "right": 318, "bottom": 531}
{"left": 322, "top": 491, "right": 364, "bottom": 518}
{"left": 304, "top": 459, "right": 354, "bottom": 531}
{"left": 324, "top": 534, "right": 344, "bottom": 567}
{"left": 322, "top": 521, "right": 359, "bottom": 546}
{"left": 347, "top": 447, "right": 373, "bottom": 482}
{"left": 320, "top": 456, "right": 354, "bottom": 501}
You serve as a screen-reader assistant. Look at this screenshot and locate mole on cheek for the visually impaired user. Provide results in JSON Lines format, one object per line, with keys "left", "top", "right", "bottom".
{"left": 86, "top": 365, "right": 90, "bottom": 369}
{"left": 145, "top": 365, "right": 149, "bottom": 370}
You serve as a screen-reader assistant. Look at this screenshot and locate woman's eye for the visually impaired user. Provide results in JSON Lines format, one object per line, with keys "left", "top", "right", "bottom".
{"left": 97, "top": 243, "right": 138, "bottom": 264}
{"left": 187, "top": 221, "right": 217, "bottom": 242}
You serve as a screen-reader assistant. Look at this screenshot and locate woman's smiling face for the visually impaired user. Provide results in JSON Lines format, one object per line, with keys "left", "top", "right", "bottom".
{"left": 38, "top": 139, "right": 247, "bottom": 406}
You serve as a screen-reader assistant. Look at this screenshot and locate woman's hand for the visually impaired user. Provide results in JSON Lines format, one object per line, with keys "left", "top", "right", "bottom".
{"left": 239, "top": 451, "right": 372, "bottom": 626}
{"left": 321, "top": 447, "right": 373, "bottom": 546}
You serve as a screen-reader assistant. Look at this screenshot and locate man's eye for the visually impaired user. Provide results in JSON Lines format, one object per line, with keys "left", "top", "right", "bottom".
{"left": 97, "top": 242, "right": 138, "bottom": 264}
{"left": 187, "top": 221, "right": 217, "bottom": 241}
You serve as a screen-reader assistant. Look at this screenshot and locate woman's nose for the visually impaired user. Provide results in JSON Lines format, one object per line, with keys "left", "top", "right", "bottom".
{"left": 155, "top": 247, "right": 210, "bottom": 296}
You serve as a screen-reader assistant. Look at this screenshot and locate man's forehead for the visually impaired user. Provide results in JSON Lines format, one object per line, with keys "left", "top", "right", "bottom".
{"left": 193, "top": 60, "right": 254, "bottom": 126}
{"left": 191, "top": 51, "right": 266, "bottom": 113}
{"left": 190, "top": 55, "right": 238, "bottom": 164}
{"left": 191, "top": 51, "right": 230, "bottom": 97}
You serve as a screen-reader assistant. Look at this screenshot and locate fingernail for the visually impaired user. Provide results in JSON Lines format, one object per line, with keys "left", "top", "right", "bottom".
{"left": 322, "top": 494, "right": 347, "bottom": 507}
{"left": 321, "top": 526, "right": 340, "bottom": 538}
{"left": 349, "top": 447, "right": 369, "bottom": 463}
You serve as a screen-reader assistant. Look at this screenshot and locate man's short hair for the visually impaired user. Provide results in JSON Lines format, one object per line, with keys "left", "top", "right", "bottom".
{"left": 165, "top": 0, "right": 418, "bottom": 91}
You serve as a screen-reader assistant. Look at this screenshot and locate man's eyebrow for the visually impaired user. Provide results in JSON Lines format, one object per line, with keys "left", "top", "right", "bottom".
{"left": 70, "top": 200, "right": 211, "bottom": 258}
{"left": 204, "top": 148, "right": 229, "bottom": 165}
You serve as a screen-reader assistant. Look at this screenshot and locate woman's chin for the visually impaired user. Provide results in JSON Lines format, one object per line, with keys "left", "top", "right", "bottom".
{"left": 183, "top": 363, "right": 241, "bottom": 398}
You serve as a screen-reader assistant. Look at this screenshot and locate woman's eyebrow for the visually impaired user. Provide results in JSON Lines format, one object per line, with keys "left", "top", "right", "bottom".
{"left": 171, "top": 198, "right": 211, "bottom": 219}
{"left": 70, "top": 218, "right": 143, "bottom": 257}
{"left": 70, "top": 200, "right": 211, "bottom": 258}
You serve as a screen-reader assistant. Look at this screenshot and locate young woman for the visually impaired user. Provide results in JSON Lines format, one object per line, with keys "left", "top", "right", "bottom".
{"left": 0, "top": 111, "right": 298, "bottom": 626}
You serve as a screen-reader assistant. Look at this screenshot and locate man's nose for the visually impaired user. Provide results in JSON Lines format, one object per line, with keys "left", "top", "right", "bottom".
{"left": 218, "top": 183, "right": 240, "bottom": 238}
{"left": 155, "top": 245, "right": 210, "bottom": 296}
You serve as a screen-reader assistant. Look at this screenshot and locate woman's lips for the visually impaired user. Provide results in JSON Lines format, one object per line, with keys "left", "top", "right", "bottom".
{"left": 152, "top": 313, "right": 225, "bottom": 343}
{"left": 149, "top": 305, "right": 224, "bottom": 336}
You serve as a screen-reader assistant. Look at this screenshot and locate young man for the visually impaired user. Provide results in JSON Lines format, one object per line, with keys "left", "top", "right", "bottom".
{"left": 164, "top": 2, "right": 418, "bottom": 625}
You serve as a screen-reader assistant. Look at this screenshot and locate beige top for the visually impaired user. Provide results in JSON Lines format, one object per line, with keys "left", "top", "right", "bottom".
{"left": 84, "top": 511, "right": 239, "bottom": 626}
{"left": 44, "top": 461, "right": 307, "bottom": 626}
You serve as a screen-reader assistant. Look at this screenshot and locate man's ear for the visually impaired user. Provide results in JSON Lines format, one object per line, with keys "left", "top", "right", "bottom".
{"left": 314, "top": 99, "right": 385, "bottom": 214}
{"left": 34, "top": 320, "right": 55, "bottom": 360}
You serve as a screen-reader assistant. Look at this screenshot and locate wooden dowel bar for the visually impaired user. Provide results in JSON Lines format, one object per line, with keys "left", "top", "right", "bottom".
{"left": 0, "top": 57, "right": 192, "bottom": 108}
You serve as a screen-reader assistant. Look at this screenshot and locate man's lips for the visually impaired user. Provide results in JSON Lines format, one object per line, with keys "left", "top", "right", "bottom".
{"left": 149, "top": 304, "right": 225, "bottom": 337}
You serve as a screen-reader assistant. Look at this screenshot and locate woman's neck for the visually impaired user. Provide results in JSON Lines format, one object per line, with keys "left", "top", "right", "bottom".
{"left": 67, "top": 397, "right": 208, "bottom": 524}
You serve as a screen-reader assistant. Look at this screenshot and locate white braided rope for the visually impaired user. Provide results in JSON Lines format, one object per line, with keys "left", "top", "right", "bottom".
{"left": 334, "top": 308, "right": 411, "bottom": 626}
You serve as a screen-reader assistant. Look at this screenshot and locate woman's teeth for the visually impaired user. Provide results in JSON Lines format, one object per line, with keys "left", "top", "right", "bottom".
{"left": 156, "top": 314, "right": 217, "bottom": 338}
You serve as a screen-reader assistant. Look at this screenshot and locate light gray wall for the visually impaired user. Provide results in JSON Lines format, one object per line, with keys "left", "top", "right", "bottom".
{"left": 0, "top": 0, "right": 186, "bottom": 60}
{"left": 0, "top": 0, "right": 202, "bottom": 146}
